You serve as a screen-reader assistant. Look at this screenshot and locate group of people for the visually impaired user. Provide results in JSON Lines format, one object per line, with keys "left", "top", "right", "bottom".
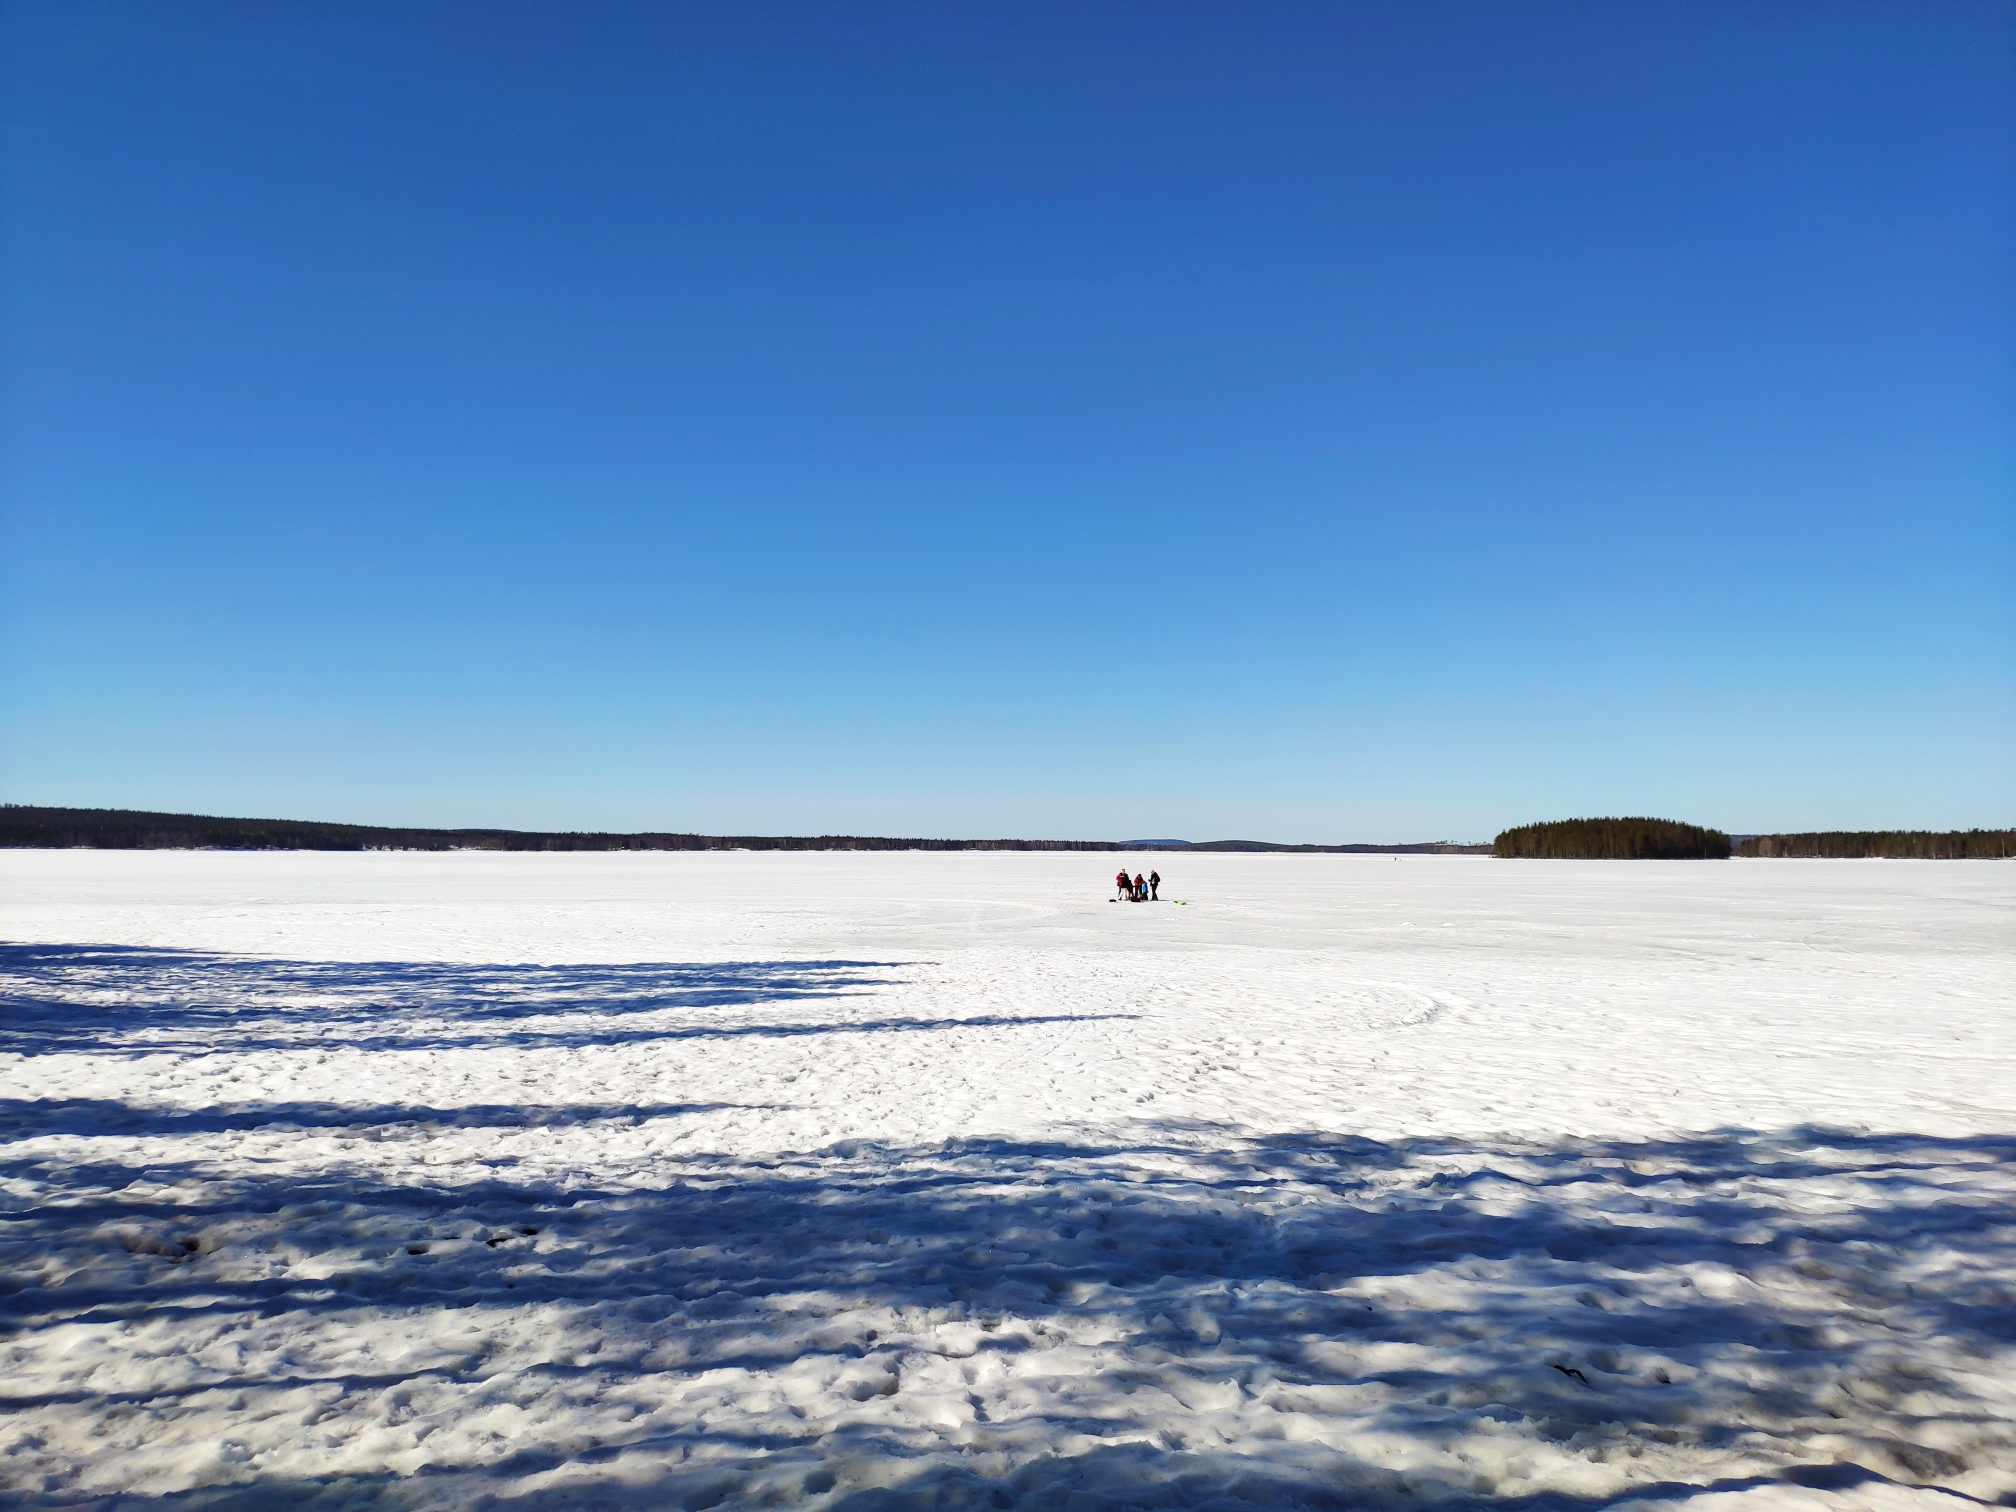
{"left": 1114, "top": 867, "right": 1160, "bottom": 901}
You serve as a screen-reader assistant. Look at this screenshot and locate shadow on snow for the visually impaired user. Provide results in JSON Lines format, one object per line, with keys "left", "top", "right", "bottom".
{"left": 3, "top": 1121, "right": 2009, "bottom": 1508}
{"left": 1, "top": 942, "right": 2010, "bottom": 1508}
{"left": 0, "top": 942, "right": 1129, "bottom": 1055}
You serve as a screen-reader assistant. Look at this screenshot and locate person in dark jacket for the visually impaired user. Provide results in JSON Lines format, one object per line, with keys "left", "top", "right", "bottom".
{"left": 1148, "top": 870, "right": 1160, "bottom": 901}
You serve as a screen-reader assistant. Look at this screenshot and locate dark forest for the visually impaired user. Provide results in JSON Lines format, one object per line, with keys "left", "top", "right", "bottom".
{"left": 1738, "top": 830, "right": 2014, "bottom": 859}
{"left": 1494, "top": 817, "right": 1732, "bottom": 859}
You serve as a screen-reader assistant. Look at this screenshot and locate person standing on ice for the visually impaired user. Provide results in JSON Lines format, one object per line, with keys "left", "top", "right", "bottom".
{"left": 1115, "top": 865, "right": 1132, "bottom": 899}
{"left": 1148, "top": 869, "right": 1160, "bottom": 901}
{"left": 1133, "top": 872, "right": 1146, "bottom": 901}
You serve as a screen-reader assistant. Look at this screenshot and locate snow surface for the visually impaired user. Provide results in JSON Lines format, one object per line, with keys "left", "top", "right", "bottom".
{"left": 1, "top": 849, "right": 2011, "bottom": 1511}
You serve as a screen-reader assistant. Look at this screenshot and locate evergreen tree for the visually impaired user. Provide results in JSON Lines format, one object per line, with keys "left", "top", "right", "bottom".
{"left": 1494, "top": 817, "right": 1731, "bottom": 859}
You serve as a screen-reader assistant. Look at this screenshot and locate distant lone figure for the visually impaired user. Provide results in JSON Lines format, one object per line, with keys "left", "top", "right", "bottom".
{"left": 1148, "top": 870, "right": 1160, "bottom": 901}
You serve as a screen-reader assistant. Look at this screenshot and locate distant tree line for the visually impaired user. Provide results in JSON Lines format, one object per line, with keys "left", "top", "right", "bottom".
{"left": 1738, "top": 830, "right": 2014, "bottom": 859}
{"left": 0, "top": 807, "right": 1119, "bottom": 852}
{"left": 1494, "top": 817, "right": 1731, "bottom": 860}
{"left": 0, "top": 807, "right": 1488, "bottom": 854}
{"left": 1182, "top": 840, "right": 1489, "bottom": 854}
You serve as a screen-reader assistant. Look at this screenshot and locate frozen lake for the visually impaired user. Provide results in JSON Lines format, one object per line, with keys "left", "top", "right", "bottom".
{"left": 2, "top": 851, "right": 2011, "bottom": 1509}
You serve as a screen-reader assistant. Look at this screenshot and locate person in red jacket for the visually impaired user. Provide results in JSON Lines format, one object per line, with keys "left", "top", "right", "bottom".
{"left": 1115, "top": 866, "right": 1132, "bottom": 900}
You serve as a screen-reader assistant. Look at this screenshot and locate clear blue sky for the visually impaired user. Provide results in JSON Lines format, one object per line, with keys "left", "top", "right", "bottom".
{"left": 2, "top": 1, "right": 2010, "bottom": 841}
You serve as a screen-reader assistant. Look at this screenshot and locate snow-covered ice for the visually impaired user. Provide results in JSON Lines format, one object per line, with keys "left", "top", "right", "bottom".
{"left": 1, "top": 850, "right": 2011, "bottom": 1510}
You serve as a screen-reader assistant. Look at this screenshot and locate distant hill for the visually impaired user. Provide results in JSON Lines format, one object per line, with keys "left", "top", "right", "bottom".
{"left": 1739, "top": 829, "right": 2014, "bottom": 859}
{"left": 1494, "top": 817, "right": 1731, "bottom": 859}
{"left": 0, "top": 806, "right": 1489, "bottom": 854}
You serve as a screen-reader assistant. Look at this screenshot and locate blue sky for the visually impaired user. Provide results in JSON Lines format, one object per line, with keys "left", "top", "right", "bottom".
{"left": 2, "top": 1, "right": 2010, "bottom": 841}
